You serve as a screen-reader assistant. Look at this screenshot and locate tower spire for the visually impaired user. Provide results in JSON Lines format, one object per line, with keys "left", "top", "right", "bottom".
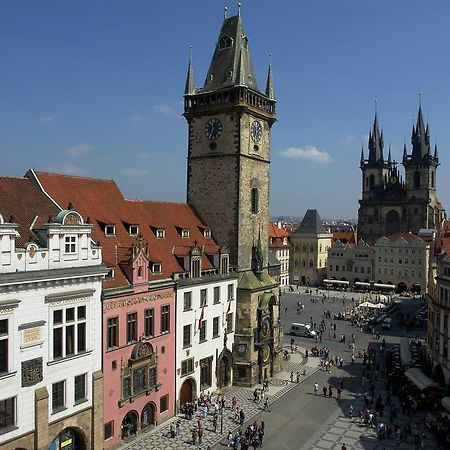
{"left": 388, "top": 146, "right": 392, "bottom": 164}
{"left": 360, "top": 144, "right": 365, "bottom": 167}
{"left": 184, "top": 46, "right": 195, "bottom": 95}
{"left": 265, "top": 52, "right": 275, "bottom": 100}
{"left": 368, "top": 108, "right": 384, "bottom": 164}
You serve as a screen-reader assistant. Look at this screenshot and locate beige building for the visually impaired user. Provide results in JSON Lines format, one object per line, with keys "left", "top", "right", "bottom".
{"left": 268, "top": 222, "right": 291, "bottom": 286}
{"left": 428, "top": 253, "right": 450, "bottom": 389}
{"left": 290, "top": 210, "right": 332, "bottom": 286}
{"left": 374, "top": 232, "right": 429, "bottom": 293}
{"left": 327, "top": 240, "right": 375, "bottom": 284}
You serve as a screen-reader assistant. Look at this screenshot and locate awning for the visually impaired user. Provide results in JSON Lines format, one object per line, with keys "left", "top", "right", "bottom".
{"left": 441, "top": 396, "right": 450, "bottom": 412}
{"left": 400, "top": 337, "right": 412, "bottom": 367}
{"left": 323, "top": 279, "right": 349, "bottom": 285}
{"left": 258, "top": 292, "right": 273, "bottom": 311}
{"left": 373, "top": 283, "right": 395, "bottom": 289}
{"left": 405, "top": 368, "right": 438, "bottom": 390}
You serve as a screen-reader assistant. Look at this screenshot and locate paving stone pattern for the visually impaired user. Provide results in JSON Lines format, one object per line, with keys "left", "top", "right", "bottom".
{"left": 120, "top": 345, "right": 317, "bottom": 450}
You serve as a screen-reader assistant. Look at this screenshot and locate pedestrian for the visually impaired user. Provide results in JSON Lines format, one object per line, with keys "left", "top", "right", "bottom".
{"left": 285, "top": 307, "right": 287, "bottom": 314}
{"left": 341, "top": 444, "right": 347, "bottom": 450}
{"left": 170, "top": 422, "right": 176, "bottom": 438}
{"left": 314, "top": 382, "right": 319, "bottom": 395}
{"left": 290, "top": 370, "right": 294, "bottom": 382}
{"left": 213, "top": 414, "right": 218, "bottom": 432}
{"left": 328, "top": 384, "right": 333, "bottom": 397}
{"left": 296, "top": 371, "right": 300, "bottom": 383}
{"left": 175, "top": 419, "right": 181, "bottom": 437}
{"left": 337, "top": 387, "right": 342, "bottom": 399}
{"left": 323, "top": 385, "right": 327, "bottom": 397}
{"left": 263, "top": 396, "right": 270, "bottom": 412}
{"left": 227, "top": 431, "right": 233, "bottom": 448}
{"left": 258, "top": 425, "right": 265, "bottom": 447}
{"left": 198, "top": 427, "right": 203, "bottom": 446}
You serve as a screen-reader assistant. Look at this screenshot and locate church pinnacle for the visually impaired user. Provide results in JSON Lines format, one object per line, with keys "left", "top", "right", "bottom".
{"left": 368, "top": 112, "right": 384, "bottom": 164}
{"left": 265, "top": 53, "right": 275, "bottom": 100}
{"left": 184, "top": 46, "right": 195, "bottom": 95}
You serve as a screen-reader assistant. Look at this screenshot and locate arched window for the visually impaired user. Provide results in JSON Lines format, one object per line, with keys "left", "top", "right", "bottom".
{"left": 251, "top": 188, "right": 259, "bottom": 214}
{"left": 218, "top": 36, "right": 233, "bottom": 50}
{"left": 309, "top": 259, "right": 314, "bottom": 268}
{"left": 413, "top": 171, "right": 421, "bottom": 188}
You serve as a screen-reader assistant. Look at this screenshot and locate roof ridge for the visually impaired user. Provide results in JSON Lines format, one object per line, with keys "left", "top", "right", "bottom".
{"left": 125, "top": 199, "right": 188, "bottom": 206}
{"left": 0, "top": 175, "right": 28, "bottom": 180}
{"left": 36, "top": 171, "right": 116, "bottom": 183}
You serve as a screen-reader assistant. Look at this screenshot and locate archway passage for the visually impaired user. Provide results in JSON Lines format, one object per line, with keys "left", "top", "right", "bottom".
{"left": 141, "top": 402, "right": 156, "bottom": 429}
{"left": 49, "top": 427, "right": 86, "bottom": 450}
{"left": 386, "top": 210, "right": 401, "bottom": 236}
{"left": 397, "top": 282, "right": 407, "bottom": 293}
{"left": 218, "top": 355, "right": 232, "bottom": 388}
{"left": 179, "top": 378, "right": 195, "bottom": 406}
{"left": 121, "top": 411, "right": 138, "bottom": 439}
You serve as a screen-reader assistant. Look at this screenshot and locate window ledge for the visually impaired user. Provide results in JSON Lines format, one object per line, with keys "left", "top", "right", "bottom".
{"left": 183, "top": 308, "right": 193, "bottom": 312}
{"left": 0, "top": 371, "right": 17, "bottom": 381}
{"left": 180, "top": 370, "right": 195, "bottom": 378}
{"left": 74, "top": 398, "right": 89, "bottom": 407}
{"left": 48, "top": 350, "right": 92, "bottom": 366}
{"left": 212, "top": 334, "right": 220, "bottom": 339}
{"left": 182, "top": 344, "right": 192, "bottom": 349}
{"left": 0, "top": 425, "right": 19, "bottom": 436}
{"left": 199, "top": 339, "right": 207, "bottom": 344}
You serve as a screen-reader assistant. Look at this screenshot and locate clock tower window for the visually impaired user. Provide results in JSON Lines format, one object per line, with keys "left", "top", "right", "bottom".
{"left": 251, "top": 188, "right": 259, "bottom": 214}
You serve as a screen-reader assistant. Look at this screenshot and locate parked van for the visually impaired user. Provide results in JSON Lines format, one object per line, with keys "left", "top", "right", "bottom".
{"left": 290, "top": 323, "right": 316, "bottom": 338}
{"left": 381, "top": 317, "right": 392, "bottom": 330}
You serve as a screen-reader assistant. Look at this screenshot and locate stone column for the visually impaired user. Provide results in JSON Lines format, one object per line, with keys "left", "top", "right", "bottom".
{"left": 35, "top": 387, "right": 49, "bottom": 450}
{"left": 91, "top": 370, "right": 104, "bottom": 450}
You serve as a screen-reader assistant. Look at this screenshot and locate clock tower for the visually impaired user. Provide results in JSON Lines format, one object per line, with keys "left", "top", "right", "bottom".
{"left": 184, "top": 8, "right": 282, "bottom": 386}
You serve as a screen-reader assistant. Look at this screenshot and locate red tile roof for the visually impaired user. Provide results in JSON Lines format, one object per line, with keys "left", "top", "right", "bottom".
{"left": 0, "top": 176, "right": 59, "bottom": 247}
{"left": 386, "top": 232, "right": 423, "bottom": 243}
{"left": 30, "top": 171, "right": 221, "bottom": 290}
{"left": 268, "top": 222, "right": 291, "bottom": 249}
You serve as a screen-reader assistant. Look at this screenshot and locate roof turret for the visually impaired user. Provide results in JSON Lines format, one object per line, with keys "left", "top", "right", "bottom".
{"left": 265, "top": 54, "right": 275, "bottom": 100}
{"left": 411, "top": 105, "right": 430, "bottom": 159}
{"left": 184, "top": 47, "right": 195, "bottom": 95}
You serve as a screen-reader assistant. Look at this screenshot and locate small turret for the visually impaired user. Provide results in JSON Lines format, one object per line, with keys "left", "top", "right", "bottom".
{"left": 184, "top": 47, "right": 195, "bottom": 95}
{"left": 265, "top": 54, "right": 275, "bottom": 100}
{"left": 360, "top": 145, "right": 365, "bottom": 168}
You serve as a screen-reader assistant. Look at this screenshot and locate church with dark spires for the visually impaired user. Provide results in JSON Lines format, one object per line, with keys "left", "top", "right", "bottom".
{"left": 358, "top": 105, "right": 446, "bottom": 245}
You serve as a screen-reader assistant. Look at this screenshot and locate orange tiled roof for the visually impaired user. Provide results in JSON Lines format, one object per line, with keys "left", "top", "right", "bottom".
{"left": 386, "top": 232, "right": 423, "bottom": 243}
{"left": 268, "top": 222, "right": 291, "bottom": 249}
{"left": 0, "top": 176, "right": 59, "bottom": 248}
{"left": 31, "top": 171, "right": 220, "bottom": 289}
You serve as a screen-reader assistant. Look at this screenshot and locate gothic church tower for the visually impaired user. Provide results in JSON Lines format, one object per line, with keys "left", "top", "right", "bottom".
{"left": 184, "top": 8, "right": 282, "bottom": 386}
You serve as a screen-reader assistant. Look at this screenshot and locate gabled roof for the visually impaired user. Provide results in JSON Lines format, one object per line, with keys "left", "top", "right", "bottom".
{"left": 0, "top": 176, "right": 59, "bottom": 247}
{"left": 295, "top": 210, "right": 327, "bottom": 234}
{"left": 268, "top": 222, "right": 289, "bottom": 239}
{"left": 29, "top": 171, "right": 221, "bottom": 290}
{"left": 386, "top": 232, "right": 423, "bottom": 243}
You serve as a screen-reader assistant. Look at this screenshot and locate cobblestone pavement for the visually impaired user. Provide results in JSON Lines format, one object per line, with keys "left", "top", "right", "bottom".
{"left": 120, "top": 344, "right": 319, "bottom": 450}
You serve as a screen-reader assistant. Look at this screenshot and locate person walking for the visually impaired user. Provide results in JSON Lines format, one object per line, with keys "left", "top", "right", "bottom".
{"left": 290, "top": 370, "right": 294, "bottom": 382}
{"left": 262, "top": 396, "right": 270, "bottom": 412}
{"left": 314, "top": 382, "right": 319, "bottom": 395}
{"left": 258, "top": 425, "right": 265, "bottom": 447}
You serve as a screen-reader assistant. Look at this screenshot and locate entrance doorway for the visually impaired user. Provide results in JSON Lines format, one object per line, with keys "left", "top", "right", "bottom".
{"left": 179, "top": 378, "right": 196, "bottom": 406}
{"left": 121, "top": 411, "right": 138, "bottom": 439}
{"left": 218, "top": 355, "right": 231, "bottom": 388}
{"left": 141, "top": 402, "right": 156, "bottom": 429}
{"left": 49, "top": 427, "right": 86, "bottom": 450}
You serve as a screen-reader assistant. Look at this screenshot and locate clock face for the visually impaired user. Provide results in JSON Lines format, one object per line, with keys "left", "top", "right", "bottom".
{"left": 237, "top": 344, "right": 246, "bottom": 354}
{"left": 260, "top": 318, "right": 270, "bottom": 338}
{"left": 205, "top": 118, "right": 223, "bottom": 140}
{"left": 261, "top": 344, "right": 271, "bottom": 363}
{"left": 251, "top": 120, "right": 262, "bottom": 143}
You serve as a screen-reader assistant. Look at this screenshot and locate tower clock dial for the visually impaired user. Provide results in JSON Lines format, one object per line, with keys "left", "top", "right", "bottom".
{"left": 205, "top": 118, "right": 223, "bottom": 140}
{"left": 251, "top": 120, "right": 262, "bottom": 143}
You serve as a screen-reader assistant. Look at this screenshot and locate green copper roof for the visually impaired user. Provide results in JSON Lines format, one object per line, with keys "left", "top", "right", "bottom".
{"left": 238, "top": 270, "right": 264, "bottom": 290}
{"left": 199, "top": 14, "right": 260, "bottom": 93}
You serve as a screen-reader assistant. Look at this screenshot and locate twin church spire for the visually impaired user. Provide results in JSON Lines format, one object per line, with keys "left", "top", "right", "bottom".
{"left": 184, "top": 9, "right": 274, "bottom": 99}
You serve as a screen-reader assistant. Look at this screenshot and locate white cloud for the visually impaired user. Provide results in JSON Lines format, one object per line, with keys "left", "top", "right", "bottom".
{"left": 130, "top": 113, "right": 146, "bottom": 124}
{"left": 123, "top": 168, "right": 149, "bottom": 177}
{"left": 153, "top": 104, "right": 178, "bottom": 117}
{"left": 344, "top": 134, "right": 356, "bottom": 145}
{"left": 64, "top": 144, "right": 92, "bottom": 158}
{"left": 37, "top": 115, "right": 57, "bottom": 124}
{"left": 280, "top": 145, "right": 333, "bottom": 163}
{"left": 46, "top": 164, "right": 86, "bottom": 175}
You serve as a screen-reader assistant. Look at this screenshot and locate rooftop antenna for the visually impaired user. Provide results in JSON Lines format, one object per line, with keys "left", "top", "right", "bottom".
{"left": 224, "top": 2, "right": 227, "bottom": 19}
{"left": 418, "top": 90, "right": 422, "bottom": 108}
{"left": 374, "top": 96, "right": 378, "bottom": 115}
{"left": 237, "top": 2, "right": 241, "bottom": 16}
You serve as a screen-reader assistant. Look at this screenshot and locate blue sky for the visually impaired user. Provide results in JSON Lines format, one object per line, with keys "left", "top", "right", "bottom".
{"left": 1, "top": 0, "right": 450, "bottom": 219}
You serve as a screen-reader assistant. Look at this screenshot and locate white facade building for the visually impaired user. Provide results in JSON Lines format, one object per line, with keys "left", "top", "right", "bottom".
{"left": 0, "top": 188, "right": 106, "bottom": 450}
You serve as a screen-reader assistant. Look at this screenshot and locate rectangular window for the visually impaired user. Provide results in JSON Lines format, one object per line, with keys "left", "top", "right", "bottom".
{"left": 74, "top": 373, "right": 87, "bottom": 403}
{"left": 213, "top": 317, "right": 220, "bottom": 338}
{"left": 160, "top": 394, "right": 169, "bottom": 413}
{"left": 105, "top": 225, "right": 115, "bottom": 235}
{"left": 53, "top": 306, "right": 87, "bottom": 360}
{"left": 156, "top": 229, "right": 165, "bottom": 238}
{"left": 226, "top": 313, "right": 233, "bottom": 333}
{"left": 0, "top": 319, "right": 8, "bottom": 374}
{"left": 213, "top": 286, "right": 220, "bottom": 304}
{"left": 52, "top": 380, "right": 65, "bottom": 412}
{"left": 127, "top": 313, "right": 137, "bottom": 343}
{"left": 107, "top": 317, "right": 119, "bottom": 349}
{"left": 104, "top": 421, "right": 114, "bottom": 440}
{"left": 161, "top": 305, "right": 170, "bottom": 334}
{"left": 129, "top": 225, "right": 138, "bottom": 235}
{"left": 181, "top": 358, "right": 194, "bottom": 376}
{"left": 64, "top": 235, "right": 76, "bottom": 253}
{"left": 200, "top": 289, "right": 207, "bottom": 307}
{"left": 144, "top": 309, "right": 154, "bottom": 337}
{"left": 0, "top": 397, "right": 15, "bottom": 431}
{"left": 199, "top": 320, "right": 206, "bottom": 342}
{"left": 183, "top": 292, "right": 192, "bottom": 310}
{"left": 105, "top": 268, "right": 115, "bottom": 279}
{"left": 228, "top": 284, "right": 234, "bottom": 301}
{"left": 181, "top": 229, "right": 190, "bottom": 238}
{"left": 183, "top": 324, "right": 191, "bottom": 348}
{"left": 152, "top": 263, "right": 161, "bottom": 274}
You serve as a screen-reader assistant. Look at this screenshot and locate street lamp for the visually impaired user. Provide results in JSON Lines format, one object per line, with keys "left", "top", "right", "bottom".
{"left": 220, "top": 402, "right": 223, "bottom": 434}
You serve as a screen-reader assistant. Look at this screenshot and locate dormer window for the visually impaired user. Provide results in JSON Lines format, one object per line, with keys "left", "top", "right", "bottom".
{"left": 105, "top": 225, "right": 115, "bottom": 236}
{"left": 151, "top": 263, "right": 161, "bottom": 274}
{"left": 218, "top": 36, "right": 233, "bottom": 50}
{"left": 156, "top": 229, "right": 165, "bottom": 239}
{"left": 64, "top": 235, "right": 77, "bottom": 254}
{"left": 129, "top": 225, "right": 139, "bottom": 236}
{"left": 283, "top": 237, "right": 288, "bottom": 245}
{"left": 203, "top": 229, "right": 212, "bottom": 238}
{"left": 182, "top": 229, "right": 190, "bottom": 238}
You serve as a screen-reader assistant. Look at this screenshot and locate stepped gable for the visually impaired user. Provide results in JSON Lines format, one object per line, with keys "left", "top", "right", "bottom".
{"left": 30, "top": 171, "right": 220, "bottom": 290}
{"left": 0, "top": 176, "right": 58, "bottom": 247}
